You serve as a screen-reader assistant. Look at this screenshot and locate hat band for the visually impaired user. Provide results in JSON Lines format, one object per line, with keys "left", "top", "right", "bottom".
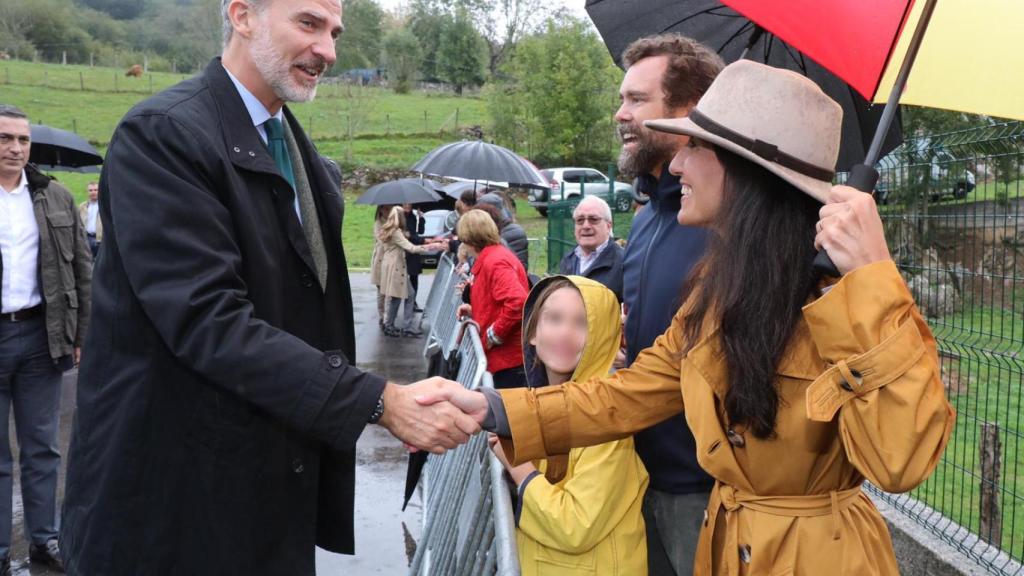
{"left": 688, "top": 110, "right": 835, "bottom": 182}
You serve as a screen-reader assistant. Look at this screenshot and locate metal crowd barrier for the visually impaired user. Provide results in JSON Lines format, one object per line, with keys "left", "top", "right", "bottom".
{"left": 409, "top": 322, "right": 520, "bottom": 576}
{"left": 423, "top": 253, "right": 461, "bottom": 358}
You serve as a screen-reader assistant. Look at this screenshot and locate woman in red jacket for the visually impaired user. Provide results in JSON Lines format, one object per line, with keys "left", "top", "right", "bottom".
{"left": 456, "top": 209, "right": 530, "bottom": 389}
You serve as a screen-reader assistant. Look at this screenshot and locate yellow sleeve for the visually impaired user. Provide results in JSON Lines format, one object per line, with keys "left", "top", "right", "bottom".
{"left": 500, "top": 308, "right": 686, "bottom": 465}
{"left": 517, "top": 440, "right": 648, "bottom": 554}
{"left": 803, "top": 260, "right": 955, "bottom": 492}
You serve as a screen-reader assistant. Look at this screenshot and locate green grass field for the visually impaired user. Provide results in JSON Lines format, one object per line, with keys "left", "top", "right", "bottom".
{"left": 2, "top": 59, "right": 488, "bottom": 163}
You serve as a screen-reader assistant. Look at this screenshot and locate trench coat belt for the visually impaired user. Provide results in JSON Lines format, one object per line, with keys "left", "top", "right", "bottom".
{"left": 706, "top": 480, "right": 863, "bottom": 574}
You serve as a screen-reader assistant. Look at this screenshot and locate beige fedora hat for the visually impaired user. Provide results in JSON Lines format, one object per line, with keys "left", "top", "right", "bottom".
{"left": 645, "top": 59, "right": 842, "bottom": 203}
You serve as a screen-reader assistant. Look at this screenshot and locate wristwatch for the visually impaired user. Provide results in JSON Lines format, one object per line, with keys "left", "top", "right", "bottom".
{"left": 368, "top": 395, "right": 385, "bottom": 424}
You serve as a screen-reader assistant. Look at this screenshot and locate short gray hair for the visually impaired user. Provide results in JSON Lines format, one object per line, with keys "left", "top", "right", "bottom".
{"left": 0, "top": 104, "right": 28, "bottom": 121}
{"left": 573, "top": 195, "right": 613, "bottom": 222}
{"left": 222, "top": 0, "right": 269, "bottom": 49}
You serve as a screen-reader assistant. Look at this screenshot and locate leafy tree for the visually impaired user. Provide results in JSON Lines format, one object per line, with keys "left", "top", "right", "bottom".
{"left": 382, "top": 27, "right": 422, "bottom": 94}
{"left": 435, "top": 10, "right": 486, "bottom": 95}
{"left": 488, "top": 17, "right": 622, "bottom": 166}
{"left": 78, "top": 0, "right": 149, "bottom": 20}
{"left": 334, "top": 0, "right": 384, "bottom": 73}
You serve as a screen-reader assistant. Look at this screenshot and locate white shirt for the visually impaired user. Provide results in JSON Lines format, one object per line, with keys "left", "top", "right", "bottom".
{"left": 0, "top": 170, "right": 42, "bottom": 313}
{"left": 85, "top": 201, "right": 99, "bottom": 234}
{"left": 574, "top": 238, "right": 611, "bottom": 275}
{"left": 223, "top": 67, "right": 302, "bottom": 222}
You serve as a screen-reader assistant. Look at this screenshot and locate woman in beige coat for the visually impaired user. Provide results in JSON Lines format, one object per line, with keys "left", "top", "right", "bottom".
{"left": 369, "top": 204, "right": 392, "bottom": 330}
{"left": 376, "top": 205, "right": 441, "bottom": 337}
{"left": 421, "top": 61, "right": 955, "bottom": 575}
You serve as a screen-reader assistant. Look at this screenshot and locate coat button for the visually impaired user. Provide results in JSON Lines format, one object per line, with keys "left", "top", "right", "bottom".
{"left": 233, "top": 146, "right": 241, "bottom": 153}
{"left": 739, "top": 544, "right": 751, "bottom": 564}
{"left": 248, "top": 151, "right": 256, "bottom": 157}
{"left": 726, "top": 428, "right": 746, "bottom": 448}
{"left": 328, "top": 355, "right": 343, "bottom": 368}
{"left": 292, "top": 458, "right": 304, "bottom": 474}
{"left": 300, "top": 273, "right": 313, "bottom": 288}
{"left": 840, "top": 369, "right": 863, "bottom": 392}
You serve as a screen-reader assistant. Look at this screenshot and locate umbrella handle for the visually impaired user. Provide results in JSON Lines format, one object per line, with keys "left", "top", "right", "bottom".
{"left": 812, "top": 164, "right": 879, "bottom": 278}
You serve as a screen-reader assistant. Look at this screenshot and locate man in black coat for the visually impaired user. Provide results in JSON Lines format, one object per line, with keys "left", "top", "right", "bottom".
{"left": 403, "top": 203, "right": 425, "bottom": 313}
{"left": 558, "top": 196, "right": 624, "bottom": 302}
{"left": 60, "top": 1, "right": 477, "bottom": 574}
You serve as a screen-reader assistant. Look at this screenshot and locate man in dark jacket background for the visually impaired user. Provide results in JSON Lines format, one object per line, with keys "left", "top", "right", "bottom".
{"left": 403, "top": 203, "right": 425, "bottom": 313}
{"left": 0, "top": 104, "right": 92, "bottom": 575}
{"left": 477, "top": 192, "right": 529, "bottom": 271}
{"left": 59, "top": 1, "right": 477, "bottom": 574}
{"left": 615, "top": 35, "right": 723, "bottom": 576}
{"left": 558, "top": 195, "right": 623, "bottom": 302}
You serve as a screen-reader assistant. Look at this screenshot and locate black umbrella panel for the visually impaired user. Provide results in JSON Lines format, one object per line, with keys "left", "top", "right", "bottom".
{"left": 413, "top": 141, "right": 548, "bottom": 189}
{"left": 28, "top": 124, "right": 103, "bottom": 171}
{"left": 355, "top": 178, "right": 442, "bottom": 205}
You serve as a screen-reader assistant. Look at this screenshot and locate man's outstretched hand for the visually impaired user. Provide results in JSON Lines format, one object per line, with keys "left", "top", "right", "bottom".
{"left": 378, "top": 378, "right": 483, "bottom": 454}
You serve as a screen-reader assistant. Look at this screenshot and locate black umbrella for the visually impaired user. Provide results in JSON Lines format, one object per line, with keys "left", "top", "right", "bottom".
{"left": 355, "top": 178, "right": 442, "bottom": 205}
{"left": 584, "top": 0, "right": 902, "bottom": 172}
{"left": 413, "top": 141, "right": 548, "bottom": 189}
{"left": 28, "top": 124, "right": 103, "bottom": 171}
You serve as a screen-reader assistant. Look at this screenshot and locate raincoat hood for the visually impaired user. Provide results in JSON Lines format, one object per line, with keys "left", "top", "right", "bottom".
{"left": 521, "top": 275, "right": 622, "bottom": 390}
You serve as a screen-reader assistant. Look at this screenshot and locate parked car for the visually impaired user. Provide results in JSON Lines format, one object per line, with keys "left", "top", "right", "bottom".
{"left": 419, "top": 209, "right": 457, "bottom": 269}
{"left": 529, "top": 167, "right": 634, "bottom": 216}
{"left": 874, "top": 146, "right": 976, "bottom": 205}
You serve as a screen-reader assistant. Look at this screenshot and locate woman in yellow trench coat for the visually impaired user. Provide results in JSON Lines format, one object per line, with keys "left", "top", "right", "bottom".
{"left": 421, "top": 60, "right": 955, "bottom": 575}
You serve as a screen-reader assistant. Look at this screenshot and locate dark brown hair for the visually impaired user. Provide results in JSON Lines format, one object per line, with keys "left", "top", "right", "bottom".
{"left": 621, "top": 34, "right": 724, "bottom": 111}
{"left": 678, "top": 146, "right": 821, "bottom": 439}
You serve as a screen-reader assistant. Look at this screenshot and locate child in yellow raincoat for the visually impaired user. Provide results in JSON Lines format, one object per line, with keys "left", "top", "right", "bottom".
{"left": 488, "top": 275, "right": 649, "bottom": 576}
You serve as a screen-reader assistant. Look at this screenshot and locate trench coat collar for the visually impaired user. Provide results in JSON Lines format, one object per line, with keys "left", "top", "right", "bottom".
{"left": 684, "top": 318, "right": 826, "bottom": 403}
{"left": 203, "top": 58, "right": 287, "bottom": 179}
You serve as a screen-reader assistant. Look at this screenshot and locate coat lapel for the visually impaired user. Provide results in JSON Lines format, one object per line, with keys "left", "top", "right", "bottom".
{"left": 202, "top": 59, "right": 335, "bottom": 280}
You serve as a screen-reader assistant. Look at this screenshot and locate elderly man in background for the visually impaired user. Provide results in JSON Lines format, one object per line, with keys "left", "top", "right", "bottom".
{"left": 558, "top": 195, "right": 623, "bottom": 302}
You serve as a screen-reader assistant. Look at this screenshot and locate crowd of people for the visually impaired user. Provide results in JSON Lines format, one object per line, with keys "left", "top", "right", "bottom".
{"left": 0, "top": 0, "right": 955, "bottom": 574}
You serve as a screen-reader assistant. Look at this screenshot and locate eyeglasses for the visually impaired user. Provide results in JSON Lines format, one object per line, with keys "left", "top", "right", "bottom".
{"left": 574, "top": 215, "right": 607, "bottom": 225}
{"left": 0, "top": 134, "right": 31, "bottom": 147}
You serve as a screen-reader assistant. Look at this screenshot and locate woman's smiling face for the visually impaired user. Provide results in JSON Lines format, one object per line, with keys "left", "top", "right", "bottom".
{"left": 668, "top": 137, "right": 726, "bottom": 228}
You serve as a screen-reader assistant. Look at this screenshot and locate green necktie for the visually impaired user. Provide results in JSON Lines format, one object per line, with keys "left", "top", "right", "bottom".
{"left": 264, "top": 117, "right": 295, "bottom": 189}
{"left": 264, "top": 117, "right": 329, "bottom": 292}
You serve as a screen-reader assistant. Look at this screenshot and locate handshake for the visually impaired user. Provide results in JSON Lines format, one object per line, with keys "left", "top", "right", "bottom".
{"left": 376, "top": 378, "right": 492, "bottom": 454}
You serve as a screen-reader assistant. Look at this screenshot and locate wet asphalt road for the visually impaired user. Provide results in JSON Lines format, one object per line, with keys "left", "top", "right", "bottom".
{"left": 9, "top": 273, "right": 433, "bottom": 575}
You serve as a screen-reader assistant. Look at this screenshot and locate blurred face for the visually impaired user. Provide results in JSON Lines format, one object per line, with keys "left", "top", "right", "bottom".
{"left": 245, "top": 0, "right": 341, "bottom": 104}
{"left": 402, "top": 203, "right": 412, "bottom": 212}
{"left": 87, "top": 183, "right": 99, "bottom": 202}
{"left": 0, "top": 116, "right": 31, "bottom": 181}
{"left": 615, "top": 56, "right": 686, "bottom": 178}
{"left": 530, "top": 287, "right": 588, "bottom": 382}
{"left": 573, "top": 203, "right": 612, "bottom": 253}
{"left": 668, "top": 137, "right": 725, "bottom": 227}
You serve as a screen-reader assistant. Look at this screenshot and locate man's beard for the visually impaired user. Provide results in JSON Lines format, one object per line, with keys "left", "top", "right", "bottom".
{"left": 616, "top": 121, "right": 677, "bottom": 180}
{"left": 250, "top": 27, "right": 326, "bottom": 103}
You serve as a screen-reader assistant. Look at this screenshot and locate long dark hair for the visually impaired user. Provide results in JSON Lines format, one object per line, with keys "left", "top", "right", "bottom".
{"left": 680, "top": 146, "right": 822, "bottom": 439}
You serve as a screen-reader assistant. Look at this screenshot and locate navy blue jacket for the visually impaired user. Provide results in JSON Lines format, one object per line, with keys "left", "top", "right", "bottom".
{"left": 622, "top": 166, "right": 714, "bottom": 495}
{"left": 558, "top": 241, "right": 625, "bottom": 303}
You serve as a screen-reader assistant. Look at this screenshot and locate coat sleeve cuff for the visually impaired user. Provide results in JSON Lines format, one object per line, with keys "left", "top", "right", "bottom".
{"left": 300, "top": 350, "right": 388, "bottom": 450}
{"left": 498, "top": 386, "right": 572, "bottom": 465}
{"left": 481, "top": 386, "right": 511, "bottom": 436}
{"left": 802, "top": 260, "right": 927, "bottom": 421}
{"left": 515, "top": 471, "right": 542, "bottom": 527}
